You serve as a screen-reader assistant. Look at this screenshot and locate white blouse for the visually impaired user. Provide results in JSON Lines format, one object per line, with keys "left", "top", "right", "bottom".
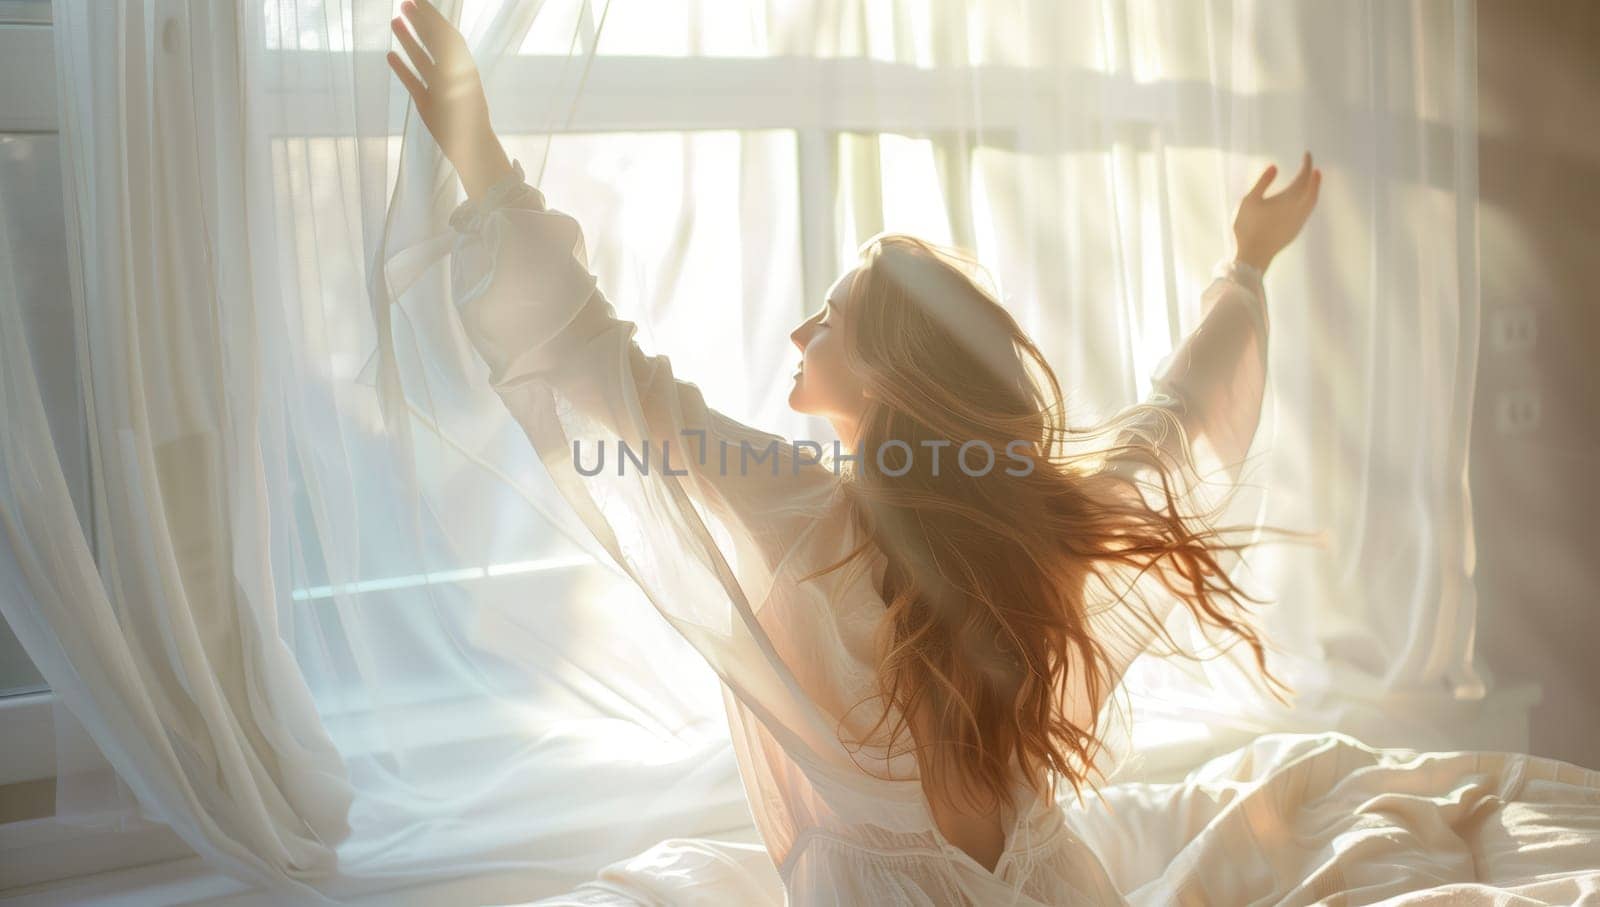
{"left": 444, "top": 161, "right": 1274, "bottom": 906}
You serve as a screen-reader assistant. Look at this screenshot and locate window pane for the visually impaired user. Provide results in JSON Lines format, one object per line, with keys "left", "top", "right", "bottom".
{"left": 263, "top": 130, "right": 799, "bottom": 747}
{"left": 502, "top": 130, "right": 806, "bottom": 436}
{"left": 836, "top": 131, "right": 955, "bottom": 260}
{"left": 518, "top": 0, "right": 776, "bottom": 59}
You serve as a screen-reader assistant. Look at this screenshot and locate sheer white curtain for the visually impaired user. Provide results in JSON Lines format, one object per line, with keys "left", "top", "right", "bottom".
{"left": 0, "top": 0, "right": 1486, "bottom": 899}
{"left": 2, "top": 0, "right": 354, "bottom": 896}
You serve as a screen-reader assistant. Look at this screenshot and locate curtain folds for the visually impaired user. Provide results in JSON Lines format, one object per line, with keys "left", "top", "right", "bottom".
{"left": 0, "top": 0, "right": 1487, "bottom": 898}
{"left": 2, "top": 1, "right": 353, "bottom": 895}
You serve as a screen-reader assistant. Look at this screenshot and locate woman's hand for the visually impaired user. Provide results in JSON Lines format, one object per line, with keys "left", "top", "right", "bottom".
{"left": 388, "top": 0, "right": 514, "bottom": 201}
{"left": 1232, "top": 151, "right": 1322, "bottom": 273}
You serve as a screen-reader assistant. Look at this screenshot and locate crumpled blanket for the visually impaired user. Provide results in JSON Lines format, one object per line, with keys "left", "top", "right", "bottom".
{"left": 521, "top": 732, "right": 1600, "bottom": 907}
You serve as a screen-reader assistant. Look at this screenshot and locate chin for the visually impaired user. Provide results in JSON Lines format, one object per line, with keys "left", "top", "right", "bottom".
{"left": 787, "top": 379, "right": 809, "bottom": 413}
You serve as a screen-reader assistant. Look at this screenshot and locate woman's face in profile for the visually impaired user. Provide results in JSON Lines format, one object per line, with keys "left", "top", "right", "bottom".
{"left": 788, "top": 267, "right": 870, "bottom": 429}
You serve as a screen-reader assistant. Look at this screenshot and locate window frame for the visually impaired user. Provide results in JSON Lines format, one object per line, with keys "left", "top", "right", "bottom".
{"left": 271, "top": 49, "right": 1170, "bottom": 312}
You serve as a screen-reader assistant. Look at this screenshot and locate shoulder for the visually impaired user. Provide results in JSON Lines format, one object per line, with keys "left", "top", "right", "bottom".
{"left": 697, "top": 410, "right": 848, "bottom": 517}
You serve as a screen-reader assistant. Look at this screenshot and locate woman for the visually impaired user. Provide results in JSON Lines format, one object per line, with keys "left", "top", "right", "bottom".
{"left": 388, "top": 2, "right": 1320, "bottom": 903}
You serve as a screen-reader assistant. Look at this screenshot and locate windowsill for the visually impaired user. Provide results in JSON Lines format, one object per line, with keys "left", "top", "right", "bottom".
{"left": 0, "top": 814, "right": 193, "bottom": 895}
{"left": 0, "top": 777, "right": 52, "bottom": 826}
{"left": 0, "top": 692, "right": 55, "bottom": 788}
{"left": 0, "top": 692, "right": 195, "bottom": 892}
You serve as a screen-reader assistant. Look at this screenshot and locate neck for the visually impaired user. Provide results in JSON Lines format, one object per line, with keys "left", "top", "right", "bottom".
{"left": 830, "top": 416, "right": 862, "bottom": 457}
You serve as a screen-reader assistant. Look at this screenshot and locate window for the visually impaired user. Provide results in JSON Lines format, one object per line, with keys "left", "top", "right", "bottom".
{"left": 254, "top": 0, "right": 1247, "bottom": 771}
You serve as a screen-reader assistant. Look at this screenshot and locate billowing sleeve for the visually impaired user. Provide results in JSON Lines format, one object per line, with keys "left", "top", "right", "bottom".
{"left": 1145, "top": 258, "right": 1270, "bottom": 485}
{"left": 443, "top": 161, "right": 854, "bottom": 772}
{"left": 1097, "top": 258, "right": 1269, "bottom": 491}
{"left": 1071, "top": 259, "right": 1275, "bottom": 779}
{"left": 448, "top": 163, "right": 837, "bottom": 572}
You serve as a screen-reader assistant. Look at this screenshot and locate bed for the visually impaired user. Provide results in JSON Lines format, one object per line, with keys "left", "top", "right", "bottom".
{"left": 519, "top": 732, "right": 1600, "bottom": 906}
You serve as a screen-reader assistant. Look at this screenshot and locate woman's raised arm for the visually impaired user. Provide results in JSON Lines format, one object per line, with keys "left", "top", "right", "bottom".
{"left": 389, "top": 1, "right": 835, "bottom": 585}
{"left": 444, "top": 168, "right": 839, "bottom": 579}
{"left": 1111, "top": 156, "right": 1320, "bottom": 485}
{"left": 1080, "top": 161, "right": 1320, "bottom": 733}
{"left": 388, "top": 0, "right": 513, "bottom": 201}
{"left": 1143, "top": 256, "right": 1272, "bottom": 484}
{"left": 385, "top": 3, "right": 861, "bottom": 784}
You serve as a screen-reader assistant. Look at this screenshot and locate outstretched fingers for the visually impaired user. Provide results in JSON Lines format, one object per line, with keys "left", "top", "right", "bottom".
{"left": 387, "top": 51, "right": 427, "bottom": 103}
{"left": 1248, "top": 164, "right": 1278, "bottom": 200}
{"left": 401, "top": 0, "right": 454, "bottom": 56}
{"left": 1290, "top": 154, "right": 1322, "bottom": 213}
{"left": 1278, "top": 151, "right": 1314, "bottom": 201}
{"left": 391, "top": 17, "right": 435, "bottom": 83}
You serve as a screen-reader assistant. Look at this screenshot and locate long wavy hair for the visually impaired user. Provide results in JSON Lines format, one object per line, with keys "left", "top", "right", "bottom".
{"left": 799, "top": 233, "right": 1311, "bottom": 820}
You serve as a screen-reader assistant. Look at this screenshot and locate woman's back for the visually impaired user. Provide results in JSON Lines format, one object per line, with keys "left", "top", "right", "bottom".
{"left": 920, "top": 742, "right": 1011, "bottom": 873}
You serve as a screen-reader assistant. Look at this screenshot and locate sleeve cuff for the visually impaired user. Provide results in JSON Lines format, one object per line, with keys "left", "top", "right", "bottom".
{"left": 1215, "top": 255, "right": 1267, "bottom": 313}
{"left": 449, "top": 159, "right": 546, "bottom": 234}
{"left": 1213, "top": 257, "right": 1265, "bottom": 288}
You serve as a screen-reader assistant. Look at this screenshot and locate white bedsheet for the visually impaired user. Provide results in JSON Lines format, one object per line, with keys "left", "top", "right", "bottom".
{"left": 523, "top": 732, "right": 1600, "bottom": 906}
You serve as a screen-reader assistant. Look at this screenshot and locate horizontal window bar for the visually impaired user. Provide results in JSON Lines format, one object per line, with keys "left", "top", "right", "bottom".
{"left": 291, "top": 553, "right": 598, "bottom": 601}
{"left": 263, "top": 53, "right": 1172, "bottom": 136}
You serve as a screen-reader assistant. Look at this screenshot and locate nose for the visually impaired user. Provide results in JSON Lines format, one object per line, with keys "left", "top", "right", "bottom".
{"left": 790, "top": 320, "right": 812, "bottom": 352}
